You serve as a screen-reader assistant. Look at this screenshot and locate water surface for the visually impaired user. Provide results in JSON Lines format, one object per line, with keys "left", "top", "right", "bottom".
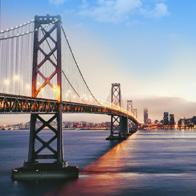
{"left": 1, "top": 129, "right": 196, "bottom": 195}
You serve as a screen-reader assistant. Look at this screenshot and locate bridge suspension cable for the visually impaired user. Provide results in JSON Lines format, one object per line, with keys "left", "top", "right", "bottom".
{"left": 0, "top": 20, "right": 34, "bottom": 96}
{"left": 0, "top": 17, "right": 139, "bottom": 123}
{"left": 0, "top": 18, "right": 100, "bottom": 105}
{"left": 0, "top": 20, "right": 34, "bottom": 34}
{"left": 61, "top": 26, "right": 100, "bottom": 105}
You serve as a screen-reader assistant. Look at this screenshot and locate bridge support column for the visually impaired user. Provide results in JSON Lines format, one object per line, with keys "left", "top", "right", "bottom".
{"left": 106, "top": 83, "right": 128, "bottom": 140}
{"left": 120, "top": 116, "right": 129, "bottom": 138}
{"left": 128, "top": 120, "right": 138, "bottom": 135}
{"left": 12, "top": 15, "right": 78, "bottom": 181}
{"left": 106, "top": 115, "right": 129, "bottom": 140}
{"left": 126, "top": 100, "right": 138, "bottom": 135}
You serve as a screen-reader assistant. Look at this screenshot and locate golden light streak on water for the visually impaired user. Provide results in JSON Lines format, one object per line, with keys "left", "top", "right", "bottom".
{"left": 54, "top": 134, "right": 138, "bottom": 196}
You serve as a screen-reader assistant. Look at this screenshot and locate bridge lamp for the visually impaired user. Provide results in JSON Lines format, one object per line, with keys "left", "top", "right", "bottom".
{"left": 72, "top": 95, "right": 76, "bottom": 100}
{"left": 39, "top": 87, "right": 45, "bottom": 96}
{"left": 84, "top": 97, "right": 88, "bottom": 102}
{"left": 105, "top": 102, "right": 109, "bottom": 107}
{"left": 65, "top": 93, "right": 68, "bottom": 98}
{"left": 111, "top": 103, "right": 115, "bottom": 107}
{"left": 81, "top": 94, "right": 87, "bottom": 102}
{"left": 65, "top": 91, "right": 71, "bottom": 98}
{"left": 105, "top": 101, "right": 109, "bottom": 107}
{"left": 81, "top": 94, "right": 85, "bottom": 99}
{"left": 98, "top": 99, "right": 105, "bottom": 105}
{"left": 67, "top": 90, "right": 71, "bottom": 94}
{"left": 13, "top": 75, "right": 20, "bottom": 81}
{"left": 112, "top": 104, "right": 117, "bottom": 109}
{"left": 100, "top": 100, "right": 105, "bottom": 106}
{"left": 3, "top": 79, "right": 10, "bottom": 86}
{"left": 25, "top": 84, "right": 31, "bottom": 90}
{"left": 3, "top": 79, "right": 10, "bottom": 92}
{"left": 40, "top": 87, "right": 44, "bottom": 92}
{"left": 88, "top": 96, "right": 93, "bottom": 103}
{"left": 65, "top": 90, "right": 71, "bottom": 99}
{"left": 52, "top": 85, "right": 60, "bottom": 102}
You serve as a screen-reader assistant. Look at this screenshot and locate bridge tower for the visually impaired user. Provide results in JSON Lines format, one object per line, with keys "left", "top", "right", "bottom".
{"left": 133, "top": 108, "right": 138, "bottom": 118}
{"left": 127, "top": 100, "right": 133, "bottom": 134}
{"left": 127, "top": 100, "right": 137, "bottom": 134}
{"left": 127, "top": 100, "right": 133, "bottom": 113}
{"left": 106, "top": 83, "right": 128, "bottom": 140}
{"left": 12, "top": 15, "right": 78, "bottom": 180}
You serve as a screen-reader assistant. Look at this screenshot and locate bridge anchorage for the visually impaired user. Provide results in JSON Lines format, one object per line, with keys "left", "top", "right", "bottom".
{"left": 0, "top": 14, "right": 140, "bottom": 181}
{"left": 11, "top": 15, "right": 79, "bottom": 181}
{"left": 106, "top": 84, "right": 137, "bottom": 140}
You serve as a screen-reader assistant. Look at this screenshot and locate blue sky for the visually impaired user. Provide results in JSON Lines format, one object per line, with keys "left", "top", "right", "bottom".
{"left": 1, "top": 0, "right": 196, "bottom": 122}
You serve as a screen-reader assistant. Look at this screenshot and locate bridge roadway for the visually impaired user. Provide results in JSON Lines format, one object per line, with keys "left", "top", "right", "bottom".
{"left": 0, "top": 93, "right": 139, "bottom": 125}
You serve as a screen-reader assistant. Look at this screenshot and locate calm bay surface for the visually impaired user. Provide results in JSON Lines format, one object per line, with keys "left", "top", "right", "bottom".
{"left": 1, "top": 129, "right": 196, "bottom": 195}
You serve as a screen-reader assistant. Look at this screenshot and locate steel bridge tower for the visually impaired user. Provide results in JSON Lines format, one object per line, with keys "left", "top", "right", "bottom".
{"left": 12, "top": 15, "right": 78, "bottom": 180}
{"left": 29, "top": 15, "right": 63, "bottom": 165}
{"left": 127, "top": 100, "right": 133, "bottom": 133}
{"left": 127, "top": 100, "right": 133, "bottom": 113}
{"left": 127, "top": 100, "right": 137, "bottom": 134}
{"left": 107, "top": 83, "right": 128, "bottom": 140}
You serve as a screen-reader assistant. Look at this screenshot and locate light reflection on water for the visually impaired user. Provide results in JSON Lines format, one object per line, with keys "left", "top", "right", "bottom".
{"left": 55, "top": 138, "right": 132, "bottom": 196}
{"left": 83, "top": 138, "right": 131, "bottom": 173}
{"left": 2, "top": 130, "right": 196, "bottom": 195}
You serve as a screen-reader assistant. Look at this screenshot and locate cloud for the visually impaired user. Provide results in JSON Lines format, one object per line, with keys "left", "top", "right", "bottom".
{"left": 79, "top": 0, "right": 169, "bottom": 23}
{"left": 79, "top": 0, "right": 142, "bottom": 23}
{"left": 115, "top": 0, "right": 142, "bottom": 14}
{"left": 153, "top": 3, "right": 169, "bottom": 17}
{"left": 141, "top": 2, "right": 169, "bottom": 18}
{"left": 49, "top": 0, "right": 66, "bottom": 5}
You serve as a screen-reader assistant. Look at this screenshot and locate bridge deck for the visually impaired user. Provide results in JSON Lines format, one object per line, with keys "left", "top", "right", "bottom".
{"left": 0, "top": 93, "right": 139, "bottom": 124}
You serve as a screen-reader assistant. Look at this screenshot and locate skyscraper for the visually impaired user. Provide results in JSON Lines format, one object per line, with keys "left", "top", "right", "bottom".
{"left": 163, "top": 112, "right": 169, "bottom": 125}
{"left": 144, "top": 108, "right": 148, "bottom": 124}
{"left": 169, "top": 114, "right": 175, "bottom": 126}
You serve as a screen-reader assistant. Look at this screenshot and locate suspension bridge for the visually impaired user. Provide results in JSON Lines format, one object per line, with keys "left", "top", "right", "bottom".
{"left": 0, "top": 15, "right": 140, "bottom": 180}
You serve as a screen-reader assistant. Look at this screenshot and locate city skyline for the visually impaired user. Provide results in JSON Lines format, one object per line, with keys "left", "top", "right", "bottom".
{"left": 1, "top": 0, "right": 196, "bottom": 122}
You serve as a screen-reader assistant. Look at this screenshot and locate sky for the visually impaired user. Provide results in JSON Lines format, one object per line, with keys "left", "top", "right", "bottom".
{"left": 1, "top": 0, "right": 196, "bottom": 123}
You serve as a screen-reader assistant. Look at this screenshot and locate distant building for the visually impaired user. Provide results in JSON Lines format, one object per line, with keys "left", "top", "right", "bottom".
{"left": 169, "top": 114, "right": 175, "bottom": 125}
{"left": 178, "top": 116, "right": 196, "bottom": 129}
{"left": 192, "top": 116, "right": 196, "bottom": 124}
{"left": 144, "top": 108, "right": 148, "bottom": 124}
{"left": 147, "top": 118, "right": 152, "bottom": 124}
{"left": 163, "top": 112, "right": 169, "bottom": 125}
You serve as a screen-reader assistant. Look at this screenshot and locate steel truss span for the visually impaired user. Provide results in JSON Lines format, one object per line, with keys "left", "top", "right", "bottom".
{"left": 0, "top": 93, "right": 139, "bottom": 124}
